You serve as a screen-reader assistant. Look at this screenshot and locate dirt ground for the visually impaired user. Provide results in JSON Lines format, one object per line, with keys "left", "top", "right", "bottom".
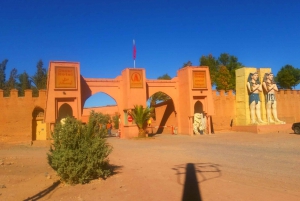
{"left": 1, "top": 130, "right": 300, "bottom": 201}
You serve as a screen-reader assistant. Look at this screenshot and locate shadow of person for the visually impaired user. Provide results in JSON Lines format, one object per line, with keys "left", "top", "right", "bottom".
{"left": 173, "top": 162, "right": 221, "bottom": 201}
{"left": 182, "top": 163, "right": 202, "bottom": 201}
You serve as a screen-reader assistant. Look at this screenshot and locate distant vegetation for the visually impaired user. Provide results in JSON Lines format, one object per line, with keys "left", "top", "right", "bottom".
{"left": 1, "top": 54, "right": 299, "bottom": 98}
{"left": 0, "top": 59, "right": 47, "bottom": 97}
{"left": 199, "top": 53, "right": 243, "bottom": 91}
{"left": 199, "top": 53, "right": 300, "bottom": 90}
{"left": 276, "top": 65, "right": 300, "bottom": 89}
{"left": 184, "top": 52, "right": 300, "bottom": 90}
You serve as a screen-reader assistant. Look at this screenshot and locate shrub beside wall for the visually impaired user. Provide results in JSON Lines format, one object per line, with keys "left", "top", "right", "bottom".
{"left": 47, "top": 113, "right": 113, "bottom": 185}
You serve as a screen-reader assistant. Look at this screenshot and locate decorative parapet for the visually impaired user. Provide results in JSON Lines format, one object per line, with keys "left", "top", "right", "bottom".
{"left": 25, "top": 89, "right": 32, "bottom": 97}
{"left": 213, "top": 89, "right": 300, "bottom": 97}
{"left": 0, "top": 89, "right": 47, "bottom": 98}
{"left": 278, "top": 89, "right": 300, "bottom": 95}
{"left": 39, "top": 89, "right": 47, "bottom": 99}
{"left": 212, "top": 90, "right": 236, "bottom": 101}
{"left": 227, "top": 90, "right": 235, "bottom": 96}
{"left": 212, "top": 90, "right": 236, "bottom": 96}
{"left": 10, "top": 89, "right": 18, "bottom": 98}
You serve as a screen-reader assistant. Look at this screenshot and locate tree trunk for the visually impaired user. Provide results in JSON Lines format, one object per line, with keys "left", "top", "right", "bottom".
{"left": 138, "top": 128, "right": 146, "bottom": 138}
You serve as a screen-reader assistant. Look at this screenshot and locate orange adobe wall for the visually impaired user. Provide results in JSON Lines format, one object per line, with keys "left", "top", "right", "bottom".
{"left": 276, "top": 90, "right": 300, "bottom": 123}
{"left": 212, "top": 90, "right": 236, "bottom": 131}
{"left": 0, "top": 89, "right": 47, "bottom": 142}
{"left": 1, "top": 88, "right": 300, "bottom": 142}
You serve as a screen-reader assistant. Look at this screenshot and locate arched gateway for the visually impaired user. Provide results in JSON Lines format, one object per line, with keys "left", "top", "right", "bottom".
{"left": 44, "top": 61, "right": 214, "bottom": 138}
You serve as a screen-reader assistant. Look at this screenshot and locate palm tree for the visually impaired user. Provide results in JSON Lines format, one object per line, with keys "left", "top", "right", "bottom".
{"left": 129, "top": 105, "right": 153, "bottom": 137}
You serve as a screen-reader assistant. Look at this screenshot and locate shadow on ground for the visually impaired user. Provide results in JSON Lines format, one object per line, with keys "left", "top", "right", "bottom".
{"left": 173, "top": 163, "right": 222, "bottom": 201}
{"left": 110, "top": 164, "right": 123, "bottom": 176}
{"left": 289, "top": 132, "right": 300, "bottom": 135}
{"left": 23, "top": 164, "right": 122, "bottom": 201}
{"left": 23, "top": 180, "right": 61, "bottom": 201}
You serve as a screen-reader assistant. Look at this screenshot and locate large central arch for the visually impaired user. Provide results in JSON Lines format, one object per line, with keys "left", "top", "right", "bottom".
{"left": 81, "top": 77, "right": 121, "bottom": 109}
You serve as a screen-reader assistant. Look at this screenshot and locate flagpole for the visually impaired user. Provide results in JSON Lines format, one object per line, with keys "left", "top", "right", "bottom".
{"left": 133, "top": 39, "right": 136, "bottom": 68}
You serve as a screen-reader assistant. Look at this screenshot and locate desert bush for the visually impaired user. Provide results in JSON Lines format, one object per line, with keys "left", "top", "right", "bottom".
{"left": 87, "top": 110, "right": 111, "bottom": 135}
{"left": 47, "top": 113, "right": 113, "bottom": 185}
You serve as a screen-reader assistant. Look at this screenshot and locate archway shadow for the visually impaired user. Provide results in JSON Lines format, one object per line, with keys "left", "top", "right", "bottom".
{"left": 31, "top": 119, "right": 37, "bottom": 140}
{"left": 156, "top": 99, "right": 175, "bottom": 134}
{"left": 23, "top": 180, "right": 61, "bottom": 201}
{"left": 80, "top": 75, "right": 92, "bottom": 113}
{"left": 172, "top": 163, "right": 222, "bottom": 201}
{"left": 210, "top": 116, "right": 215, "bottom": 134}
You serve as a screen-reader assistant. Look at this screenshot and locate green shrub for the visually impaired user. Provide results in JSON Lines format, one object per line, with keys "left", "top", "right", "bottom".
{"left": 47, "top": 113, "right": 113, "bottom": 185}
{"left": 129, "top": 105, "right": 153, "bottom": 137}
{"left": 112, "top": 113, "right": 119, "bottom": 129}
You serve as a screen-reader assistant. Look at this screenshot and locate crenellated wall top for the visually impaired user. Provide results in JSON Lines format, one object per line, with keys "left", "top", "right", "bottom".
{"left": 278, "top": 89, "right": 300, "bottom": 95}
{"left": 212, "top": 89, "right": 300, "bottom": 97}
{"left": 1, "top": 88, "right": 298, "bottom": 99}
{"left": 212, "top": 90, "right": 236, "bottom": 97}
{"left": 0, "top": 89, "right": 47, "bottom": 98}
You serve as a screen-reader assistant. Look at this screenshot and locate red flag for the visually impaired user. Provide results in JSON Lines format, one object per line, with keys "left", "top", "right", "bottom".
{"left": 133, "top": 40, "right": 136, "bottom": 60}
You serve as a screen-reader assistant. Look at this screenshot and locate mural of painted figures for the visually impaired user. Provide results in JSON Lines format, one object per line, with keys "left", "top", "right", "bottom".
{"left": 247, "top": 72, "right": 266, "bottom": 124}
{"left": 193, "top": 113, "right": 206, "bottom": 135}
{"left": 262, "top": 73, "right": 285, "bottom": 124}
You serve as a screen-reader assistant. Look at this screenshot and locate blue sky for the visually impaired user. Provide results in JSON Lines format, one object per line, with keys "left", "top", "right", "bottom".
{"left": 1, "top": 0, "right": 299, "bottom": 107}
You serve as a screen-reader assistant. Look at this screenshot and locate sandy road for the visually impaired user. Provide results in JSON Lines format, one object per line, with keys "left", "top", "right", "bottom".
{"left": 0, "top": 130, "right": 300, "bottom": 201}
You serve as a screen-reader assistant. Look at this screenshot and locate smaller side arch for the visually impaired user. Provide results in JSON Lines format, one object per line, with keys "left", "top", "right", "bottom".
{"left": 194, "top": 101, "right": 204, "bottom": 114}
{"left": 58, "top": 103, "right": 73, "bottom": 122}
{"left": 32, "top": 106, "right": 45, "bottom": 141}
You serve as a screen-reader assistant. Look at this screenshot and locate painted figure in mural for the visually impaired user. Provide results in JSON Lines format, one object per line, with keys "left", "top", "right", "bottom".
{"left": 247, "top": 72, "right": 265, "bottom": 124}
{"left": 262, "top": 72, "right": 285, "bottom": 124}
{"left": 193, "top": 113, "right": 206, "bottom": 135}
